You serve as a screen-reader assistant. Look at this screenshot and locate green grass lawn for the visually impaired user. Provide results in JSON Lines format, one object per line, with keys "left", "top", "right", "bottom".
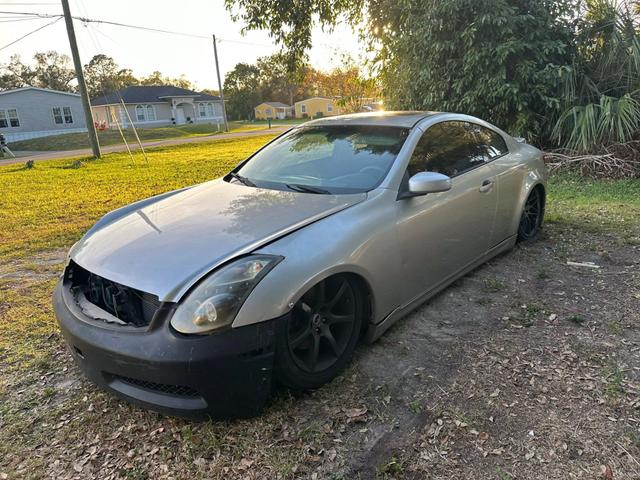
{"left": 546, "top": 173, "right": 640, "bottom": 236}
{"left": 8, "top": 121, "right": 268, "bottom": 151}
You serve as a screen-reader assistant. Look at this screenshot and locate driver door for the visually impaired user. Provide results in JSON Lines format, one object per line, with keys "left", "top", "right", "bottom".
{"left": 395, "top": 121, "right": 498, "bottom": 304}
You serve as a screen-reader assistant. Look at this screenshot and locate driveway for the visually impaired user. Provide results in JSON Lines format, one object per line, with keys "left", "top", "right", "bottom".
{"left": 0, "top": 126, "right": 288, "bottom": 166}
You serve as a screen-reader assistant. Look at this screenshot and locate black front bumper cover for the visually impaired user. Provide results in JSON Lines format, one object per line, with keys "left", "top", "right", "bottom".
{"left": 53, "top": 279, "right": 281, "bottom": 419}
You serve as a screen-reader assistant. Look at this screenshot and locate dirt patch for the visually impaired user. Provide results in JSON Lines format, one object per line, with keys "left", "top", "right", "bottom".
{"left": 0, "top": 248, "right": 66, "bottom": 282}
{"left": 1, "top": 223, "right": 639, "bottom": 479}
{"left": 335, "top": 224, "right": 640, "bottom": 479}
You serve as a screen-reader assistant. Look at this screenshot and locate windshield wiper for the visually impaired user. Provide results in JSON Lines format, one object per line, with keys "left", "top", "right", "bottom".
{"left": 228, "top": 171, "right": 256, "bottom": 187}
{"left": 285, "top": 183, "right": 331, "bottom": 195}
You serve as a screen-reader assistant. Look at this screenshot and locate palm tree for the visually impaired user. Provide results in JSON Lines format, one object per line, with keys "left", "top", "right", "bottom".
{"left": 553, "top": 0, "right": 640, "bottom": 151}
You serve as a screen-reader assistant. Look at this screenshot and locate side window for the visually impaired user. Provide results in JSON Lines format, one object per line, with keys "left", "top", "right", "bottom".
{"left": 407, "top": 121, "right": 486, "bottom": 177}
{"left": 135, "top": 104, "right": 145, "bottom": 121}
{"left": 63, "top": 106, "right": 73, "bottom": 124}
{"left": 474, "top": 125, "right": 508, "bottom": 160}
{"left": 52, "top": 107, "right": 63, "bottom": 125}
{"left": 145, "top": 105, "right": 156, "bottom": 121}
{"left": 2, "top": 109, "right": 20, "bottom": 127}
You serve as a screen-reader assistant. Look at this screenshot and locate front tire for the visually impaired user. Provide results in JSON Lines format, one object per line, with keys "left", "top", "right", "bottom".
{"left": 275, "top": 275, "right": 363, "bottom": 390}
{"left": 517, "top": 187, "right": 544, "bottom": 242}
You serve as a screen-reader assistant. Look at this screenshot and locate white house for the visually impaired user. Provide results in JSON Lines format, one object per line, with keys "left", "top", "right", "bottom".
{"left": 0, "top": 87, "right": 87, "bottom": 142}
{"left": 91, "top": 85, "right": 224, "bottom": 129}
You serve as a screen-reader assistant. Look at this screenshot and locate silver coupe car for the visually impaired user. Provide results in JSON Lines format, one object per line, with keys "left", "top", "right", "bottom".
{"left": 53, "top": 111, "right": 546, "bottom": 418}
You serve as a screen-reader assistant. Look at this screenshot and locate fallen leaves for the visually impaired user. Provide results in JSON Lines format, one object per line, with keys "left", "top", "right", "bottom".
{"left": 600, "top": 464, "right": 614, "bottom": 480}
{"left": 343, "top": 407, "right": 368, "bottom": 423}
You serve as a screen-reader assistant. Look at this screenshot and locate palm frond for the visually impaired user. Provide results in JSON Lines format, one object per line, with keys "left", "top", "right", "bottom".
{"left": 553, "top": 92, "right": 640, "bottom": 151}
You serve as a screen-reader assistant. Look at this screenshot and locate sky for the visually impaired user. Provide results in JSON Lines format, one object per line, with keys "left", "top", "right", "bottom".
{"left": 0, "top": 0, "right": 366, "bottom": 90}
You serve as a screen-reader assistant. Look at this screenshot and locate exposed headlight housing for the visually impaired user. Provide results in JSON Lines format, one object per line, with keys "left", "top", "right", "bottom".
{"left": 170, "top": 255, "right": 282, "bottom": 334}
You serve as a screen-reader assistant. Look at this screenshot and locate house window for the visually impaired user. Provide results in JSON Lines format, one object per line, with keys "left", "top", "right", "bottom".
{"left": 53, "top": 107, "right": 63, "bottom": 124}
{"left": 198, "top": 102, "right": 215, "bottom": 117}
{"left": 63, "top": 107, "right": 73, "bottom": 123}
{"left": 1, "top": 109, "right": 20, "bottom": 128}
{"left": 265, "top": 108, "right": 272, "bottom": 116}
{"left": 146, "top": 104, "right": 156, "bottom": 121}
{"left": 135, "top": 104, "right": 156, "bottom": 121}
{"left": 327, "top": 104, "right": 333, "bottom": 112}
{"left": 135, "top": 105, "right": 145, "bottom": 121}
{"left": 301, "top": 104, "right": 306, "bottom": 113}
{"left": 8, "top": 109, "right": 19, "bottom": 127}
{"left": 53, "top": 106, "right": 74, "bottom": 124}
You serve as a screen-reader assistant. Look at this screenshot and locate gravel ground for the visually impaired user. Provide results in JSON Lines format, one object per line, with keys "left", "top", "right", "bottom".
{"left": 1, "top": 221, "right": 639, "bottom": 479}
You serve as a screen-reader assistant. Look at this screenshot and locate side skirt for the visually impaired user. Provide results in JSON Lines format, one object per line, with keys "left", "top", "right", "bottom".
{"left": 365, "top": 235, "right": 517, "bottom": 343}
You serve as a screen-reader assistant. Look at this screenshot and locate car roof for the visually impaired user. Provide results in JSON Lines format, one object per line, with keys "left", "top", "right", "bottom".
{"left": 303, "top": 111, "right": 440, "bottom": 128}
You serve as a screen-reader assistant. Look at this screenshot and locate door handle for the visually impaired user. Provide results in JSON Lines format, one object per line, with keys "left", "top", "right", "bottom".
{"left": 479, "top": 179, "right": 493, "bottom": 193}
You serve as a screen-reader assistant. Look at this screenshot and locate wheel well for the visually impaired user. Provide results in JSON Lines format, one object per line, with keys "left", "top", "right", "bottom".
{"left": 532, "top": 183, "right": 546, "bottom": 221}
{"left": 332, "top": 272, "right": 374, "bottom": 337}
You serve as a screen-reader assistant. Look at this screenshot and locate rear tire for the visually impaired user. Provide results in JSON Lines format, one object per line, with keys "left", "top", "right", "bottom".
{"left": 517, "top": 187, "right": 544, "bottom": 242}
{"left": 275, "top": 275, "right": 363, "bottom": 390}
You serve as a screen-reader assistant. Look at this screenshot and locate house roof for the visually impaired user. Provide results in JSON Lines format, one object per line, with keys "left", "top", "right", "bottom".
{"left": 91, "top": 86, "right": 220, "bottom": 106}
{"left": 304, "top": 111, "right": 440, "bottom": 128}
{"left": 294, "top": 97, "right": 334, "bottom": 105}
{"left": 259, "top": 102, "right": 291, "bottom": 108}
{"left": 0, "top": 86, "right": 80, "bottom": 98}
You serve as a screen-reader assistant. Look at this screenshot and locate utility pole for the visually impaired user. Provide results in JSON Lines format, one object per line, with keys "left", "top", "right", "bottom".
{"left": 212, "top": 34, "right": 229, "bottom": 132}
{"left": 61, "top": 0, "right": 101, "bottom": 158}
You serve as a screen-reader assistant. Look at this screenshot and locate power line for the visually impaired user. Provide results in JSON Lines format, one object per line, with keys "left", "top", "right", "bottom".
{"left": 75, "top": 17, "right": 284, "bottom": 48}
{"left": 0, "top": 10, "right": 275, "bottom": 47}
{"left": 73, "top": 15, "right": 210, "bottom": 39}
{"left": 0, "top": 15, "right": 61, "bottom": 52}
{"left": 0, "top": 15, "right": 48, "bottom": 21}
{"left": 0, "top": 9, "right": 59, "bottom": 17}
{"left": 0, "top": 10, "right": 349, "bottom": 51}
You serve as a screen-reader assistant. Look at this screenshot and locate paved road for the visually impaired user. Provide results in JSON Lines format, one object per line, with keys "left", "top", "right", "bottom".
{"left": 0, "top": 126, "right": 288, "bottom": 167}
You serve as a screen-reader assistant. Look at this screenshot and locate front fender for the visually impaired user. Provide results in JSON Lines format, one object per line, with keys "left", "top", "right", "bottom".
{"left": 232, "top": 189, "right": 402, "bottom": 328}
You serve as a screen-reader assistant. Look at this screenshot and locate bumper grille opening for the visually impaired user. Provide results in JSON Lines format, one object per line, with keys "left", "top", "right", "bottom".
{"left": 108, "top": 374, "right": 200, "bottom": 398}
{"left": 67, "top": 261, "right": 160, "bottom": 327}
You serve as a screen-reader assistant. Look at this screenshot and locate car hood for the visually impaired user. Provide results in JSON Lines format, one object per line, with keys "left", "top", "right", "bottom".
{"left": 71, "top": 180, "right": 366, "bottom": 301}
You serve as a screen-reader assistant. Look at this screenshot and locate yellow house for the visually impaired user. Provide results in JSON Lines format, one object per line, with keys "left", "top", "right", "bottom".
{"left": 294, "top": 97, "right": 341, "bottom": 119}
{"left": 254, "top": 102, "right": 293, "bottom": 120}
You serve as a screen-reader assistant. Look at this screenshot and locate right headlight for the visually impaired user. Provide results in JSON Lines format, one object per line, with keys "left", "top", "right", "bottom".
{"left": 170, "top": 254, "right": 282, "bottom": 335}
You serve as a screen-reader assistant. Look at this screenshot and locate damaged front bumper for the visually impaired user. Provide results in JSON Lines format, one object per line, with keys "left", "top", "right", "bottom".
{"left": 53, "top": 278, "right": 280, "bottom": 419}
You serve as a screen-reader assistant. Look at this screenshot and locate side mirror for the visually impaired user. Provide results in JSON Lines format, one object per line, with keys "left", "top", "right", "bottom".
{"left": 407, "top": 171, "right": 452, "bottom": 196}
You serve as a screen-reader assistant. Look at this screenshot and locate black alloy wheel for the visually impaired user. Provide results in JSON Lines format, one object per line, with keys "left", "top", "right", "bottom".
{"left": 275, "top": 275, "right": 363, "bottom": 390}
{"left": 518, "top": 188, "right": 543, "bottom": 241}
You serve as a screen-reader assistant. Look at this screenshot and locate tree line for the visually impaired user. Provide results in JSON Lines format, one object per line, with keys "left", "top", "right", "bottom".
{"left": 0, "top": 52, "right": 203, "bottom": 98}
{"left": 223, "top": 53, "right": 379, "bottom": 120}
